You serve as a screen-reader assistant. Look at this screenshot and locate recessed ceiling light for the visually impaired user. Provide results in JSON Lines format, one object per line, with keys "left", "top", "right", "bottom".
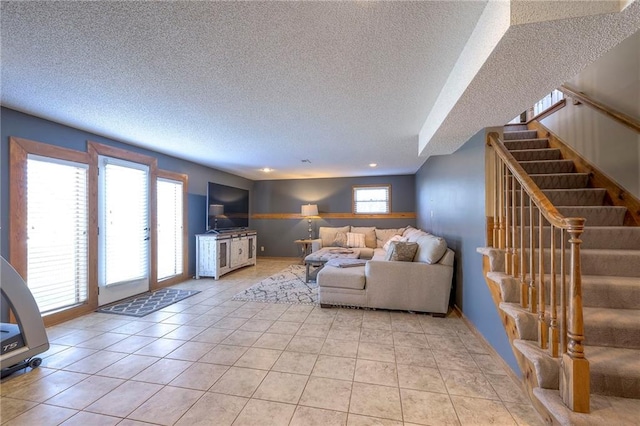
{"left": 369, "top": 163, "right": 377, "bottom": 168}
{"left": 260, "top": 168, "right": 274, "bottom": 173}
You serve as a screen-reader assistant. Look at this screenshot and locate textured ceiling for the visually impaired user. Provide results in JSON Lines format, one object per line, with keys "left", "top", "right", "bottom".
{"left": 1, "top": 1, "right": 639, "bottom": 180}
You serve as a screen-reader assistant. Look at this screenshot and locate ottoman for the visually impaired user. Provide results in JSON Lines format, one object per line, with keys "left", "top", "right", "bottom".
{"left": 317, "top": 264, "right": 367, "bottom": 307}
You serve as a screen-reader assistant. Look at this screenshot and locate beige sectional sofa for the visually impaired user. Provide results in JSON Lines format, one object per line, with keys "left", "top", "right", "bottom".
{"left": 306, "top": 226, "right": 454, "bottom": 315}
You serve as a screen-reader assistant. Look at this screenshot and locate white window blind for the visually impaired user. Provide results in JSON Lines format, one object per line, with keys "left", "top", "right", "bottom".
{"left": 26, "top": 155, "right": 88, "bottom": 315}
{"left": 353, "top": 186, "right": 391, "bottom": 214}
{"left": 157, "top": 178, "right": 183, "bottom": 280}
{"left": 99, "top": 158, "right": 149, "bottom": 287}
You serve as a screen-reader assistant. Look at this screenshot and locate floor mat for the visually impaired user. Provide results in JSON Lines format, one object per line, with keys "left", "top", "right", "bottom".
{"left": 97, "top": 288, "right": 200, "bottom": 317}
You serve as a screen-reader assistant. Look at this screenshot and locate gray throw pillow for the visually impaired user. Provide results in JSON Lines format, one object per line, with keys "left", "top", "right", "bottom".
{"left": 384, "top": 241, "right": 418, "bottom": 262}
{"left": 331, "top": 232, "right": 348, "bottom": 247}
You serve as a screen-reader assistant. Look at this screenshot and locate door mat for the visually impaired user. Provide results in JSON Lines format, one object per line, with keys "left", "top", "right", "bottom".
{"left": 232, "top": 264, "right": 318, "bottom": 305}
{"left": 97, "top": 288, "right": 200, "bottom": 317}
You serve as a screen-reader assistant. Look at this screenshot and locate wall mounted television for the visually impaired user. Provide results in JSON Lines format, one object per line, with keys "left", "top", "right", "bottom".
{"left": 206, "top": 182, "right": 250, "bottom": 231}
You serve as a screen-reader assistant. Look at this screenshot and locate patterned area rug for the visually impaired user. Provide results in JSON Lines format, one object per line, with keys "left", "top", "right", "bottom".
{"left": 97, "top": 288, "right": 200, "bottom": 317}
{"left": 232, "top": 265, "right": 318, "bottom": 305}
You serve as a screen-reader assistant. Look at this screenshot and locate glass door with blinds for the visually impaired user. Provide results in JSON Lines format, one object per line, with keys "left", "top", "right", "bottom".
{"left": 26, "top": 155, "right": 89, "bottom": 315}
{"left": 157, "top": 177, "right": 183, "bottom": 280}
{"left": 98, "top": 156, "right": 150, "bottom": 306}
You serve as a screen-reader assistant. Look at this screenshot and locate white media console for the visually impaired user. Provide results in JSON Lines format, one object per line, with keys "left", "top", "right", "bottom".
{"left": 195, "top": 230, "right": 257, "bottom": 280}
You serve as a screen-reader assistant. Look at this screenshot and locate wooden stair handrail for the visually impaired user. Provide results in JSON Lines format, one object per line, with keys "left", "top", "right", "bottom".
{"left": 560, "top": 84, "right": 640, "bottom": 134}
{"left": 487, "top": 132, "right": 586, "bottom": 231}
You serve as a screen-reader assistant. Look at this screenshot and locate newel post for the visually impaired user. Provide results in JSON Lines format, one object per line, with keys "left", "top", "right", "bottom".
{"left": 560, "top": 218, "right": 589, "bottom": 413}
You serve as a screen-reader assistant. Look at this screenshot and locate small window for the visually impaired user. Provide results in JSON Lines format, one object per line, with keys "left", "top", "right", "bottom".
{"left": 353, "top": 185, "right": 391, "bottom": 214}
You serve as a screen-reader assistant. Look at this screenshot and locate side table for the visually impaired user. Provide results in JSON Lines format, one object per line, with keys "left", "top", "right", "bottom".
{"left": 294, "top": 239, "right": 314, "bottom": 264}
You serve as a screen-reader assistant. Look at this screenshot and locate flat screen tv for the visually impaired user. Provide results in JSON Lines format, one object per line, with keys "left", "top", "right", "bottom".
{"left": 206, "top": 182, "right": 249, "bottom": 231}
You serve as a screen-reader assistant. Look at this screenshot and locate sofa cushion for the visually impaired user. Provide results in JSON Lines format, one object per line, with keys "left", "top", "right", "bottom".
{"left": 384, "top": 241, "right": 418, "bottom": 262}
{"left": 350, "top": 226, "right": 377, "bottom": 249}
{"left": 319, "top": 226, "right": 350, "bottom": 248}
{"left": 346, "top": 232, "right": 366, "bottom": 248}
{"left": 414, "top": 234, "right": 448, "bottom": 264}
{"left": 403, "top": 226, "right": 428, "bottom": 243}
{"left": 375, "top": 228, "right": 405, "bottom": 248}
{"left": 317, "top": 265, "right": 366, "bottom": 290}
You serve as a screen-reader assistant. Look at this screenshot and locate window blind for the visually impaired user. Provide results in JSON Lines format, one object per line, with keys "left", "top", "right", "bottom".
{"left": 353, "top": 186, "right": 390, "bottom": 214}
{"left": 157, "top": 178, "right": 183, "bottom": 280}
{"left": 26, "top": 155, "right": 89, "bottom": 314}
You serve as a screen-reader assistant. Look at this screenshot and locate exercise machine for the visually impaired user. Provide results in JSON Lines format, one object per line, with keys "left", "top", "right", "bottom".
{"left": 1, "top": 256, "right": 49, "bottom": 378}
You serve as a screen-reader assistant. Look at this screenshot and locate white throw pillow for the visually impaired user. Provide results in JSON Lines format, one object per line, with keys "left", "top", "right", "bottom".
{"left": 383, "top": 234, "right": 406, "bottom": 252}
{"left": 350, "top": 226, "right": 377, "bottom": 249}
{"left": 346, "top": 232, "right": 366, "bottom": 248}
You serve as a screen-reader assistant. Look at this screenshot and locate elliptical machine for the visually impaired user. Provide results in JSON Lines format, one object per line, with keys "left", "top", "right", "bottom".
{"left": 1, "top": 256, "right": 49, "bottom": 378}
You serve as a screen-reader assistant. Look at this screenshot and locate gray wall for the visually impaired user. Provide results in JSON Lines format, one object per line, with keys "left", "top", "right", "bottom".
{"left": 541, "top": 30, "right": 640, "bottom": 198}
{"left": 0, "top": 107, "right": 253, "bottom": 276}
{"left": 252, "top": 176, "right": 416, "bottom": 257}
{"left": 415, "top": 129, "right": 519, "bottom": 374}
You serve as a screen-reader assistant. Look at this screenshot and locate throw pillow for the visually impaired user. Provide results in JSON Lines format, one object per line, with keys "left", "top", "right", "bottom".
{"left": 331, "top": 232, "right": 348, "bottom": 247}
{"left": 384, "top": 241, "right": 419, "bottom": 262}
{"left": 350, "top": 226, "right": 377, "bottom": 249}
{"left": 383, "top": 234, "right": 406, "bottom": 252}
{"left": 375, "top": 228, "right": 405, "bottom": 248}
{"left": 414, "top": 234, "right": 448, "bottom": 264}
{"left": 319, "top": 226, "right": 350, "bottom": 248}
{"left": 345, "top": 232, "right": 367, "bottom": 248}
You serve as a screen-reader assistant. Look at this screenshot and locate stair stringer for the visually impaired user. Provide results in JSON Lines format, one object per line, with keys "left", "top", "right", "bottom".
{"left": 480, "top": 251, "right": 556, "bottom": 424}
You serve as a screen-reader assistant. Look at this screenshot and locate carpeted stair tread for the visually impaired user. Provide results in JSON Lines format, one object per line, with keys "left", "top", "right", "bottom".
{"left": 534, "top": 387, "right": 640, "bottom": 425}
{"left": 504, "top": 124, "right": 529, "bottom": 131}
{"left": 504, "top": 130, "right": 539, "bottom": 140}
{"left": 579, "top": 249, "right": 640, "bottom": 277}
{"left": 587, "top": 345, "right": 640, "bottom": 398}
{"left": 513, "top": 339, "right": 559, "bottom": 389}
{"left": 529, "top": 173, "right": 589, "bottom": 189}
{"left": 488, "top": 272, "right": 519, "bottom": 303}
{"left": 500, "top": 302, "right": 538, "bottom": 341}
{"left": 520, "top": 248, "right": 640, "bottom": 277}
{"left": 504, "top": 139, "right": 550, "bottom": 150}
{"left": 516, "top": 206, "right": 627, "bottom": 226}
{"left": 498, "top": 273, "right": 640, "bottom": 310}
{"left": 542, "top": 188, "right": 606, "bottom": 206}
{"left": 583, "top": 307, "right": 640, "bottom": 349}
{"left": 500, "top": 302, "right": 640, "bottom": 349}
{"left": 582, "top": 275, "right": 640, "bottom": 309}
{"left": 510, "top": 148, "right": 562, "bottom": 161}
{"left": 519, "top": 159, "right": 575, "bottom": 174}
{"left": 520, "top": 226, "right": 640, "bottom": 250}
{"left": 513, "top": 188, "right": 607, "bottom": 206}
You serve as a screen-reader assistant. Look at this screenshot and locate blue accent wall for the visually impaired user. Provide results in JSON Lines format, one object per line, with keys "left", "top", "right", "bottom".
{"left": 0, "top": 107, "right": 252, "bottom": 277}
{"left": 415, "top": 129, "right": 519, "bottom": 374}
{"left": 252, "top": 176, "right": 416, "bottom": 257}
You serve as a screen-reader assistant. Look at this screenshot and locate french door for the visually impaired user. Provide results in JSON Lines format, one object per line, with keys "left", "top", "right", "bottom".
{"left": 98, "top": 156, "right": 150, "bottom": 306}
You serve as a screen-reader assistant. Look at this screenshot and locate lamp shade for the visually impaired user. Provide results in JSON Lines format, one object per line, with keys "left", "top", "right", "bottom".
{"left": 301, "top": 204, "right": 318, "bottom": 217}
{"left": 209, "top": 204, "right": 224, "bottom": 216}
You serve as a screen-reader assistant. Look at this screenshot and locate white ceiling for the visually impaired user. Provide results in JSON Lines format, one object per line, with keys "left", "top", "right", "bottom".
{"left": 2, "top": 1, "right": 639, "bottom": 181}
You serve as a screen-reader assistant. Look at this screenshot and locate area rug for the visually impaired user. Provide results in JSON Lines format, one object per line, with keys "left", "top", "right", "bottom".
{"left": 97, "top": 288, "right": 200, "bottom": 317}
{"left": 232, "top": 264, "right": 318, "bottom": 305}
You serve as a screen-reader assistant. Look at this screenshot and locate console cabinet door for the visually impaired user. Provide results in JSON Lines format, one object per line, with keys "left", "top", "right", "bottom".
{"left": 197, "top": 236, "right": 217, "bottom": 277}
{"left": 230, "top": 237, "right": 249, "bottom": 268}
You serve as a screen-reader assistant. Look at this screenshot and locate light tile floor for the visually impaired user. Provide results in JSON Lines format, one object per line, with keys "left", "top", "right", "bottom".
{"left": 1, "top": 259, "right": 544, "bottom": 425}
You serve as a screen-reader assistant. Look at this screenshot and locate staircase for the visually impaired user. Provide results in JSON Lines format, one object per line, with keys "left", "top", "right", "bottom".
{"left": 482, "top": 123, "right": 640, "bottom": 424}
